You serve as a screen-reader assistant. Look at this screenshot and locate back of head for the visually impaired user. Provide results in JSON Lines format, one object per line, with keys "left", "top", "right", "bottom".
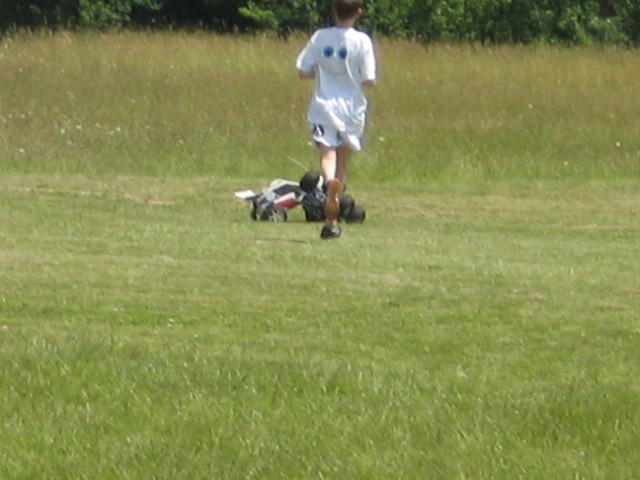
{"left": 333, "top": 0, "right": 363, "bottom": 21}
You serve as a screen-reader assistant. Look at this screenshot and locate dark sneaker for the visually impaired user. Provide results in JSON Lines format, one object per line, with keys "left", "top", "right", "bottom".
{"left": 320, "top": 224, "right": 342, "bottom": 240}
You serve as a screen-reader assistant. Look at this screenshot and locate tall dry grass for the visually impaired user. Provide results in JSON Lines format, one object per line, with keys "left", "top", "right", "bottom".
{"left": 1, "top": 32, "right": 639, "bottom": 181}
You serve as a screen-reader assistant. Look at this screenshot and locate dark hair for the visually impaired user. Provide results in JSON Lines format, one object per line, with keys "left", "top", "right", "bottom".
{"left": 333, "top": 0, "right": 363, "bottom": 21}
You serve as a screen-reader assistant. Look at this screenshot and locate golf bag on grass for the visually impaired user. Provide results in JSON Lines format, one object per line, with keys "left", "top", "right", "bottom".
{"left": 234, "top": 178, "right": 304, "bottom": 222}
{"left": 235, "top": 171, "right": 366, "bottom": 223}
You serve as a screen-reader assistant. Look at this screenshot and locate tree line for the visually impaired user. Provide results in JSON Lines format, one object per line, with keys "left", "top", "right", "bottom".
{"left": 1, "top": 0, "right": 639, "bottom": 45}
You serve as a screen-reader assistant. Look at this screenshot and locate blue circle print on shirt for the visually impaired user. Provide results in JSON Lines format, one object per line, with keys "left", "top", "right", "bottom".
{"left": 338, "top": 47, "right": 348, "bottom": 59}
{"left": 323, "top": 46, "right": 334, "bottom": 57}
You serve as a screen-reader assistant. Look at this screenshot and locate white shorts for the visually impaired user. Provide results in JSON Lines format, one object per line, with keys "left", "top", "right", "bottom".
{"left": 311, "top": 123, "right": 363, "bottom": 152}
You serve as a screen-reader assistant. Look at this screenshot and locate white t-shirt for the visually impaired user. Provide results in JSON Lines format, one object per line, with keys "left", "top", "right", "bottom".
{"left": 296, "top": 27, "right": 376, "bottom": 137}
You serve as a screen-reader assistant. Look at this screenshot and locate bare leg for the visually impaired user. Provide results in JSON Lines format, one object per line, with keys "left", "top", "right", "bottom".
{"left": 335, "top": 144, "right": 352, "bottom": 185}
{"left": 325, "top": 145, "right": 352, "bottom": 226}
{"left": 318, "top": 142, "right": 354, "bottom": 238}
{"left": 319, "top": 143, "right": 352, "bottom": 183}
{"left": 317, "top": 144, "right": 342, "bottom": 229}
{"left": 319, "top": 144, "right": 337, "bottom": 182}
{"left": 324, "top": 177, "right": 342, "bottom": 227}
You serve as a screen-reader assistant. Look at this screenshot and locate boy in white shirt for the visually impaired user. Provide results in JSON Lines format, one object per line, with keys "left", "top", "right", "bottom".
{"left": 296, "top": 0, "right": 377, "bottom": 239}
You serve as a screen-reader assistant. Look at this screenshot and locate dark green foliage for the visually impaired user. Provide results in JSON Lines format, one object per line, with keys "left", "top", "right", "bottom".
{"left": 160, "top": 0, "right": 247, "bottom": 30}
{"left": 78, "top": 0, "right": 162, "bottom": 28}
{"left": 0, "top": 0, "right": 78, "bottom": 30}
{"left": 612, "top": 0, "right": 640, "bottom": 43}
{"left": 239, "top": 0, "right": 328, "bottom": 36}
{"left": 0, "top": 0, "right": 162, "bottom": 30}
{"left": 1, "top": 0, "right": 639, "bottom": 45}
{"left": 363, "top": 0, "right": 413, "bottom": 37}
{"left": 367, "top": 0, "right": 636, "bottom": 44}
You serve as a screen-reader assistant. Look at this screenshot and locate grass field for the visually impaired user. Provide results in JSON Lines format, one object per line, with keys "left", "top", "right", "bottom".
{"left": 1, "top": 32, "right": 640, "bottom": 479}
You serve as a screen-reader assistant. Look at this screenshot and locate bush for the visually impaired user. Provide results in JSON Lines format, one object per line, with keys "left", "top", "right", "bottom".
{"left": 613, "top": 0, "right": 640, "bottom": 43}
{"left": 78, "top": 0, "right": 161, "bottom": 28}
{"left": 0, "top": 0, "right": 77, "bottom": 30}
{"left": 0, "top": 0, "right": 638, "bottom": 45}
{"left": 360, "top": 0, "right": 414, "bottom": 37}
{"left": 239, "top": 0, "right": 327, "bottom": 36}
{"left": 0, "top": 0, "right": 161, "bottom": 31}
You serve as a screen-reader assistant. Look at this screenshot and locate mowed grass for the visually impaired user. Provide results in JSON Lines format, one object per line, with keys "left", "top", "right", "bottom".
{"left": 1, "top": 32, "right": 640, "bottom": 479}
